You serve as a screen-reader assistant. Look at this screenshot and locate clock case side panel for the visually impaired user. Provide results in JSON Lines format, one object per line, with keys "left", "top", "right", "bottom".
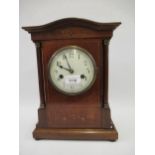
{"left": 34, "top": 42, "right": 47, "bottom": 128}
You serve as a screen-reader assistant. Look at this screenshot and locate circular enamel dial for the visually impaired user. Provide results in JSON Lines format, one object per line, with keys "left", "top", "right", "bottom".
{"left": 48, "top": 46, "right": 96, "bottom": 95}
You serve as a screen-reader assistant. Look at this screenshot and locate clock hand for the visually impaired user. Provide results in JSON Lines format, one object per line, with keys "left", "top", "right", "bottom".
{"left": 57, "top": 63, "right": 74, "bottom": 73}
{"left": 64, "top": 55, "right": 73, "bottom": 71}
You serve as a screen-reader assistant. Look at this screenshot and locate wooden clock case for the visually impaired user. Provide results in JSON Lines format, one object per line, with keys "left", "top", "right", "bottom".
{"left": 22, "top": 18, "right": 121, "bottom": 140}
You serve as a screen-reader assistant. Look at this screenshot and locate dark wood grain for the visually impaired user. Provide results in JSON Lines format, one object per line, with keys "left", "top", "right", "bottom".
{"left": 23, "top": 18, "right": 121, "bottom": 140}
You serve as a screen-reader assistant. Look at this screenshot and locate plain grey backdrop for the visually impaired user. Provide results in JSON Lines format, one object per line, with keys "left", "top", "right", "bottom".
{"left": 20, "top": 0, "right": 135, "bottom": 155}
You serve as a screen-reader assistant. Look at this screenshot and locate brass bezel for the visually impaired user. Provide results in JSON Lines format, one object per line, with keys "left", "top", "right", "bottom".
{"left": 48, "top": 45, "right": 97, "bottom": 96}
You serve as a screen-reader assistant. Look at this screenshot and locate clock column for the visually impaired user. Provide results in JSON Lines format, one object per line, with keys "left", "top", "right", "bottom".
{"left": 35, "top": 42, "right": 46, "bottom": 108}
{"left": 101, "top": 38, "right": 113, "bottom": 128}
{"left": 34, "top": 42, "right": 47, "bottom": 131}
{"left": 100, "top": 38, "right": 111, "bottom": 107}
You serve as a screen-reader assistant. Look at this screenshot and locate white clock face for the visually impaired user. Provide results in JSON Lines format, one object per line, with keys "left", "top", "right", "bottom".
{"left": 48, "top": 46, "right": 96, "bottom": 95}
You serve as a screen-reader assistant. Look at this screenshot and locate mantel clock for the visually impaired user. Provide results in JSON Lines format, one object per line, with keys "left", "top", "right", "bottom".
{"left": 22, "top": 18, "right": 121, "bottom": 140}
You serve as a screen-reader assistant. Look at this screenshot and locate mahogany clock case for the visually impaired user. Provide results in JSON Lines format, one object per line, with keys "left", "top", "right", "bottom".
{"left": 22, "top": 18, "right": 121, "bottom": 140}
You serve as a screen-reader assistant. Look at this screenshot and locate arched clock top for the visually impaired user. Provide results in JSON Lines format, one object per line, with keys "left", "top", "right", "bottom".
{"left": 22, "top": 18, "right": 121, "bottom": 33}
{"left": 22, "top": 18, "right": 121, "bottom": 41}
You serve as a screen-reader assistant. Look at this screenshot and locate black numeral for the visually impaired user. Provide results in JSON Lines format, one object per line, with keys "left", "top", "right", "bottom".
{"left": 70, "top": 85, "right": 74, "bottom": 89}
{"left": 84, "top": 60, "right": 87, "bottom": 66}
{"left": 78, "top": 54, "right": 80, "bottom": 60}
{"left": 86, "top": 68, "right": 90, "bottom": 73}
{"left": 57, "top": 61, "right": 61, "bottom": 66}
{"left": 69, "top": 51, "right": 74, "bottom": 58}
{"left": 62, "top": 55, "right": 66, "bottom": 59}
{"left": 54, "top": 70, "right": 58, "bottom": 74}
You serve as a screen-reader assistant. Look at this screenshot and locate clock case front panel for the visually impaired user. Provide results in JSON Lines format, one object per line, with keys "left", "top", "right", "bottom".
{"left": 22, "top": 18, "right": 121, "bottom": 140}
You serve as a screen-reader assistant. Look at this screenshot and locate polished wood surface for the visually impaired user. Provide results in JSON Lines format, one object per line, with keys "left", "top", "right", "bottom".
{"left": 33, "top": 127, "right": 118, "bottom": 141}
{"left": 22, "top": 18, "right": 121, "bottom": 140}
{"left": 22, "top": 18, "right": 121, "bottom": 33}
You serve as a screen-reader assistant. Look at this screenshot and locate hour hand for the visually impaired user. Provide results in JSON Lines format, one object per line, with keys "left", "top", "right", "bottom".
{"left": 57, "top": 62, "right": 74, "bottom": 73}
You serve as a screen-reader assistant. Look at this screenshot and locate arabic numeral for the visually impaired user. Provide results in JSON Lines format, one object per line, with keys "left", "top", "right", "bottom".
{"left": 57, "top": 61, "right": 61, "bottom": 66}
{"left": 62, "top": 55, "right": 66, "bottom": 59}
{"left": 78, "top": 54, "right": 80, "bottom": 60}
{"left": 54, "top": 70, "right": 58, "bottom": 74}
{"left": 84, "top": 60, "right": 87, "bottom": 66}
{"left": 86, "top": 68, "right": 90, "bottom": 73}
{"left": 69, "top": 51, "right": 74, "bottom": 58}
{"left": 70, "top": 85, "right": 74, "bottom": 89}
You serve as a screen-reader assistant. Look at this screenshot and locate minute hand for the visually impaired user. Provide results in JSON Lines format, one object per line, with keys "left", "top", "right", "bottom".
{"left": 64, "top": 55, "right": 73, "bottom": 70}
